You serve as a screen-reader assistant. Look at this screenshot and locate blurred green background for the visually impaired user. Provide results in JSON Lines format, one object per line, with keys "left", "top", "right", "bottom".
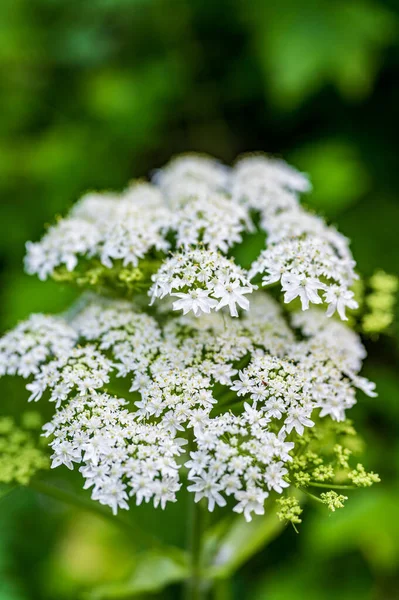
{"left": 1, "top": 0, "right": 399, "bottom": 598}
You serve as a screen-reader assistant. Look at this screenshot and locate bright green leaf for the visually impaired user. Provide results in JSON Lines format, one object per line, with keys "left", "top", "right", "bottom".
{"left": 86, "top": 548, "right": 189, "bottom": 599}
{"left": 291, "top": 141, "right": 369, "bottom": 216}
{"left": 204, "top": 499, "right": 294, "bottom": 580}
{"left": 245, "top": 0, "right": 397, "bottom": 108}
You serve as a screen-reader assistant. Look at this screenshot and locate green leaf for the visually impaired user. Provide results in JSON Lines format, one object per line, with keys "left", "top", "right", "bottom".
{"left": 204, "top": 500, "right": 289, "bottom": 580}
{"left": 86, "top": 548, "right": 189, "bottom": 599}
{"left": 290, "top": 141, "right": 370, "bottom": 216}
{"left": 246, "top": 0, "right": 397, "bottom": 108}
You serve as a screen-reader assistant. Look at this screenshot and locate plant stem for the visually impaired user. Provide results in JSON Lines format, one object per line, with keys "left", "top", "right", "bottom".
{"left": 300, "top": 488, "right": 324, "bottom": 504}
{"left": 308, "top": 482, "right": 356, "bottom": 490}
{"left": 185, "top": 497, "right": 206, "bottom": 600}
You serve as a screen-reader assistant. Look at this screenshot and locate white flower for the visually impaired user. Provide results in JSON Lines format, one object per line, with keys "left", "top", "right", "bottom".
{"left": 0, "top": 291, "right": 376, "bottom": 517}
{"left": 92, "top": 478, "right": 129, "bottom": 515}
{"left": 351, "top": 375, "right": 378, "bottom": 398}
{"left": 51, "top": 439, "right": 82, "bottom": 470}
{"left": 264, "top": 462, "right": 290, "bottom": 493}
{"left": 0, "top": 314, "right": 77, "bottom": 378}
{"left": 214, "top": 281, "right": 254, "bottom": 317}
{"left": 249, "top": 212, "right": 357, "bottom": 321}
{"left": 153, "top": 154, "right": 230, "bottom": 203}
{"left": 318, "top": 396, "right": 347, "bottom": 421}
{"left": 188, "top": 474, "right": 227, "bottom": 511}
{"left": 325, "top": 286, "right": 358, "bottom": 321}
{"left": 25, "top": 219, "right": 101, "bottom": 280}
{"left": 233, "top": 488, "right": 269, "bottom": 522}
{"left": 172, "top": 290, "right": 218, "bottom": 316}
{"left": 230, "top": 371, "right": 255, "bottom": 396}
{"left": 281, "top": 273, "right": 325, "bottom": 310}
{"left": 284, "top": 406, "right": 315, "bottom": 436}
{"left": 264, "top": 397, "right": 286, "bottom": 419}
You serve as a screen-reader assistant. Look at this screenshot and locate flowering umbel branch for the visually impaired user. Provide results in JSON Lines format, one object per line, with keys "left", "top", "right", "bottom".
{"left": 1, "top": 153, "right": 380, "bottom": 524}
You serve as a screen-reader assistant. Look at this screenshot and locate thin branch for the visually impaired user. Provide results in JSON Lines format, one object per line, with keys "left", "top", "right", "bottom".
{"left": 308, "top": 481, "right": 356, "bottom": 490}
{"left": 299, "top": 488, "right": 324, "bottom": 504}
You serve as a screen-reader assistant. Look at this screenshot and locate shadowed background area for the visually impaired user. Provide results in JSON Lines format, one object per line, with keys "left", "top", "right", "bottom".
{"left": 0, "top": 1, "right": 398, "bottom": 599}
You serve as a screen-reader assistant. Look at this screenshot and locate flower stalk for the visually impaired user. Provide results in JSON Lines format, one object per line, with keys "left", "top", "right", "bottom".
{"left": 185, "top": 497, "right": 206, "bottom": 600}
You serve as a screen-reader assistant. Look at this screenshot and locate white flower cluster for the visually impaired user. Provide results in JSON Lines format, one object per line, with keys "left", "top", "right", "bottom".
{"left": 2, "top": 153, "right": 375, "bottom": 520}
{"left": 171, "top": 194, "right": 250, "bottom": 252}
{"left": 232, "top": 154, "right": 311, "bottom": 202}
{"left": 236, "top": 156, "right": 358, "bottom": 320}
{"left": 0, "top": 289, "right": 376, "bottom": 519}
{"left": 72, "top": 299, "right": 161, "bottom": 377}
{"left": 0, "top": 314, "right": 77, "bottom": 378}
{"left": 25, "top": 153, "right": 358, "bottom": 320}
{"left": 188, "top": 409, "right": 292, "bottom": 519}
{"left": 25, "top": 184, "right": 171, "bottom": 279}
{"left": 149, "top": 248, "right": 255, "bottom": 317}
{"left": 43, "top": 392, "right": 183, "bottom": 514}
{"left": 153, "top": 154, "right": 230, "bottom": 200}
{"left": 25, "top": 219, "right": 101, "bottom": 280}
{"left": 26, "top": 346, "right": 113, "bottom": 407}
{"left": 249, "top": 219, "right": 358, "bottom": 318}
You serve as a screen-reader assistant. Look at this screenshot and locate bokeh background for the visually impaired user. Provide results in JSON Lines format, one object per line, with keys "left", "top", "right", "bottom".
{"left": 1, "top": 1, "right": 399, "bottom": 599}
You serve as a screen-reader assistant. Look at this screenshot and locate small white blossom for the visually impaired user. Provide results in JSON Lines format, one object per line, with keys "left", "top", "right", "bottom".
{"left": 233, "top": 488, "right": 269, "bottom": 522}
{"left": 281, "top": 273, "right": 325, "bottom": 310}
{"left": 188, "top": 474, "right": 227, "bottom": 511}
{"left": 172, "top": 290, "right": 218, "bottom": 317}
{"left": 213, "top": 281, "right": 253, "bottom": 317}
{"left": 25, "top": 219, "right": 101, "bottom": 280}
{"left": 284, "top": 405, "right": 315, "bottom": 436}
{"left": 325, "top": 286, "right": 358, "bottom": 321}
{"left": 45, "top": 392, "right": 183, "bottom": 514}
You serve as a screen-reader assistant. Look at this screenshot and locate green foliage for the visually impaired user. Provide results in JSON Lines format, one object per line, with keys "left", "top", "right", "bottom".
{"left": 362, "top": 271, "right": 398, "bottom": 335}
{"left": 245, "top": 0, "right": 397, "bottom": 108}
{"left": 86, "top": 549, "right": 189, "bottom": 599}
{"left": 0, "top": 414, "right": 49, "bottom": 486}
{"left": 291, "top": 141, "right": 370, "bottom": 216}
{"left": 288, "top": 418, "right": 367, "bottom": 485}
{"left": 204, "top": 503, "right": 288, "bottom": 580}
{"left": 305, "top": 488, "right": 399, "bottom": 572}
{"left": 51, "top": 258, "right": 161, "bottom": 299}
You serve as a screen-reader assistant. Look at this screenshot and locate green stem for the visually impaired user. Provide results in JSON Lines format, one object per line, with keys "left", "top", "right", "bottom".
{"left": 185, "top": 497, "right": 206, "bottom": 600}
{"left": 300, "top": 488, "right": 324, "bottom": 504}
{"left": 29, "top": 479, "right": 160, "bottom": 547}
{"left": 308, "top": 482, "right": 356, "bottom": 490}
